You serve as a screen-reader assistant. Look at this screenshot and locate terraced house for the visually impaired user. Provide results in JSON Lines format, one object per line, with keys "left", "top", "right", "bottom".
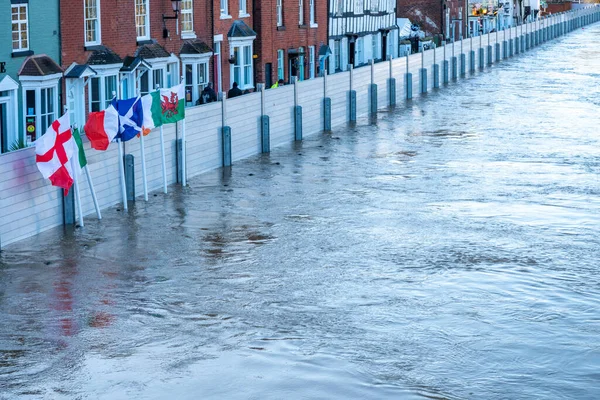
{"left": 0, "top": 0, "right": 61, "bottom": 153}
{"left": 328, "top": 0, "right": 398, "bottom": 74}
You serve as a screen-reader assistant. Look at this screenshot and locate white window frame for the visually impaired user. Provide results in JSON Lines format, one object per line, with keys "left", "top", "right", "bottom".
{"left": 181, "top": 54, "right": 211, "bottom": 106}
{"left": 220, "top": 0, "right": 231, "bottom": 18}
{"left": 229, "top": 38, "right": 255, "bottom": 90}
{"left": 180, "top": 0, "right": 195, "bottom": 38}
{"left": 0, "top": 76, "right": 20, "bottom": 153}
{"left": 84, "top": 0, "right": 101, "bottom": 46}
{"left": 277, "top": 49, "right": 284, "bottom": 80}
{"left": 239, "top": 0, "right": 248, "bottom": 17}
{"left": 19, "top": 74, "right": 61, "bottom": 143}
{"left": 135, "top": 0, "right": 150, "bottom": 40}
{"left": 88, "top": 69, "right": 119, "bottom": 113}
{"left": 309, "top": 0, "right": 316, "bottom": 27}
{"left": 356, "top": 37, "right": 364, "bottom": 65}
{"left": 308, "top": 46, "right": 315, "bottom": 79}
{"left": 276, "top": 0, "right": 283, "bottom": 26}
{"left": 299, "top": 0, "right": 304, "bottom": 25}
{"left": 11, "top": 4, "right": 29, "bottom": 52}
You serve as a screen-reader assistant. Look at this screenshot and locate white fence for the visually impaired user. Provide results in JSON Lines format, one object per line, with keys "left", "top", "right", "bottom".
{"left": 1, "top": 6, "right": 598, "bottom": 249}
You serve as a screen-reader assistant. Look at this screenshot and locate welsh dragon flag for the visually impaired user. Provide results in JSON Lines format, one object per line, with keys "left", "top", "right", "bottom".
{"left": 35, "top": 113, "right": 85, "bottom": 195}
{"left": 141, "top": 83, "right": 185, "bottom": 133}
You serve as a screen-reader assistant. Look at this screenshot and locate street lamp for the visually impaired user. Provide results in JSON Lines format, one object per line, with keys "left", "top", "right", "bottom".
{"left": 163, "top": 0, "right": 182, "bottom": 38}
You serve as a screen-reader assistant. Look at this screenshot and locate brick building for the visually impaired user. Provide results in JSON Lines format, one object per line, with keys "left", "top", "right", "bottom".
{"left": 60, "top": 0, "right": 213, "bottom": 128}
{"left": 253, "top": 0, "right": 328, "bottom": 87}
{"left": 213, "top": 0, "right": 256, "bottom": 93}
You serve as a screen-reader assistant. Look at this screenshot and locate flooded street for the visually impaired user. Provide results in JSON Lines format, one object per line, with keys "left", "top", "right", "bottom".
{"left": 2, "top": 26, "right": 600, "bottom": 400}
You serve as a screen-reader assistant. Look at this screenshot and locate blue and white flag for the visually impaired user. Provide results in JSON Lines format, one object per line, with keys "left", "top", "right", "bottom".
{"left": 115, "top": 97, "right": 143, "bottom": 142}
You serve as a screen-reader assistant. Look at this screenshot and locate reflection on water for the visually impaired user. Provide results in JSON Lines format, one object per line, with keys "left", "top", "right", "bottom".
{"left": 1, "top": 26, "right": 600, "bottom": 400}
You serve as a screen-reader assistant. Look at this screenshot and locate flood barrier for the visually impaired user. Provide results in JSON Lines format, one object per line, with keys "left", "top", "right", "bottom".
{"left": 1, "top": 6, "right": 598, "bottom": 249}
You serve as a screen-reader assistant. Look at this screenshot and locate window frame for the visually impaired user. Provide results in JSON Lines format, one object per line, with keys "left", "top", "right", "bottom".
{"left": 299, "top": 0, "right": 304, "bottom": 25}
{"left": 180, "top": 0, "right": 195, "bottom": 37}
{"left": 276, "top": 0, "right": 283, "bottom": 27}
{"left": 308, "top": 46, "right": 315, "bottom": 79}
{"left": 309, "top": 0, "right": 316, "bottom": 26}
{"left": 277, "top": 49, "right": 285, "bottom": 81}
{"left": 239, "top": 0, "right": 248, "bottom": 16}
{"left": 135, "top": 0, "right": 150, "bottom": 41}
{"left": 19, "top": 74, "right": 61, "bottom": 143}
{"left": 84, "top": 0, "right": 101, "bottom": 46}
{"left": 181, "top": 54, "right": 211, "bottom": 106}
{"left": 229, "top": 38, "right": 254, "bottom": 90}
{"left": 220, "top": 0, "right": 229, "bottom": 17}
{"left": 11, "top": 3, "right": 29, "bottom": 52}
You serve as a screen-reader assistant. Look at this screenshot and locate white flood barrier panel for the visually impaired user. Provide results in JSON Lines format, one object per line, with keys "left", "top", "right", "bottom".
{"left": 353, "top": 67, "right": 371, "bottom": 118}
{"left": 328, "top": 72, "right": 350, "bottom": 128}
{"left": 373, "top": 61, "right": 389, "bottom": 109}
{"left": 265, "top": 85, "right": 296, "bottom": 148}
{"left": 228, "top": 92, "right": 263, "bottom": 162}
{"left": 298, "top": 77, "right": 325, "bottom": 136}
{"left": 186, "top": 102, "right": 223, "bottom": 177}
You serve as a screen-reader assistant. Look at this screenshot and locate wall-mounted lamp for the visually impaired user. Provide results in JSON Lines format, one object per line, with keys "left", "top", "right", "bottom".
{"left": 163, "top": 0, "right": 182, "bottom": 38}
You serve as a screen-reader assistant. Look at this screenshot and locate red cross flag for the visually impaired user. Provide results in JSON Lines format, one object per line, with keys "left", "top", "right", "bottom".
{"left": 35, "top": 113, "right": 82, "bottom": 195}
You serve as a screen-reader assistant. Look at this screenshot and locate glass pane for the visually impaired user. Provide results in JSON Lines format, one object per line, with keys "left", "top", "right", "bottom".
{"left": 26, "top": 90, "right": 35, "bottom": 116}
{"left": 197, "top": 64, "right": 206, "bottom": 84}
{"left": 40, "top": 89, "right": 47, "bottom": 114}
{"left": 244, "top": 46, "right": 251, "bottom": 65}
{"left": 140, "top": 73, "right": 149, "bottom": 95}
{"left": 244, "top": 66, "right": 251, "bottom": 86}
{"left": 234, "top": 66, "right": 240, "bottom": 86}
{"left": 234, "top": 47, "right": 241, "bottom": 66}
{"left": 47, "top": 88, "right": 54, "bottom": 113}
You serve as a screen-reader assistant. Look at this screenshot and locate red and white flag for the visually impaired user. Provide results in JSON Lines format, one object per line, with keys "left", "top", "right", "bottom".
{"left": 83, "top": 103, "right": 119, "bottom": 150}
{"left": 35, "top": 113, "right": 80, "bottom": 195}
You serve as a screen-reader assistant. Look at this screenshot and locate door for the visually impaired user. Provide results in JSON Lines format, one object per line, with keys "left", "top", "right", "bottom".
{"left": 382, "top": 34, "right": 388, "bottom": 61}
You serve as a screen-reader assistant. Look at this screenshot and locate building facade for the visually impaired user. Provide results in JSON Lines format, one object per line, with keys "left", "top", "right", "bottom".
{"left": 253, "top": 0, "right": 328, "bottom": 86}
{"left": 0, "top": 0, "right": 62, "bottom": 153}
{"left": 328, "top": 0, "right": 398, "bottom": 75}
{"left": 213, "top": 0, "right": 256, "bottom": 93}
{"left": 60, "top": 0, "right": 213, "bottom": 129}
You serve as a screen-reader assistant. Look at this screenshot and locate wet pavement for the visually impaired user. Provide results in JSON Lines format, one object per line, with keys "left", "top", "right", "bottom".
{"left": 2, "top": 26, "right": 600, "bottom": 400}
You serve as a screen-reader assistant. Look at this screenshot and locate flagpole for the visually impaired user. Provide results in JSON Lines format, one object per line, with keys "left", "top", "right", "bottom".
{"left": 74, "top": 174, "right": 84, "bottom": 227}
{"left": 160, "top": 124, "right": 167, "bottom": 194}
{"left": 180, "top": 77, "right": 187, "bottom": 187}
{"left": 84, "top": 165, "right": 102, "bottom": 220}
{"left": 117, "top": 138, "right": 128, "bottom": 211}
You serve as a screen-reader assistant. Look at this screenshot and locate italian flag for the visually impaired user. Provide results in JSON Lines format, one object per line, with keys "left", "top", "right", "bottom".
{"left": 141, "top": 83, "right": 185, "bottom": 134}
{"left": 35, "top": 113, "right": 84, "bottom": 195}
{"left": 83, "top": 104, "right": 119, "bottom": 150}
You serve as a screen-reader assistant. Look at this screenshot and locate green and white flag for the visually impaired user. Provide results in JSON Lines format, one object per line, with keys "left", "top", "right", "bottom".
{"left": 72, "top": 127, "right": 87, "bottom": 177}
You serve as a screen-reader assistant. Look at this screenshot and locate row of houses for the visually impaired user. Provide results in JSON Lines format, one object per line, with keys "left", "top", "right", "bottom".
{"left": 3, "top": 0, "right": 497, "bottom": 154}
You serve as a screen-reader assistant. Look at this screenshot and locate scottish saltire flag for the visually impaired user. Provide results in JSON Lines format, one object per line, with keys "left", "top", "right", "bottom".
{"left": 116, "top": 97, "right": 143, "bottom": 142}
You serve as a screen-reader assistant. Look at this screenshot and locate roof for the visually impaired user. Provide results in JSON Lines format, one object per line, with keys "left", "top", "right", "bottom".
{"left": 18, "top": 54, "right": 63, "bottom": 77}
{"left": 135, "top": 43, "right": 170, "bottom": 59}
{"left": 87, "top": 46, "right": 123, "bottom": 65}
{"left": 227, "top": 20, "right": 257, "bottom": 38}
{"left": 64, "top": 63, "right": 97, "bottom": 78}
{"left": 180, "top": 40, "right": 213, "bottom": 55}
{"left": 120, "top": 56, "right": 152, "bottom": 72}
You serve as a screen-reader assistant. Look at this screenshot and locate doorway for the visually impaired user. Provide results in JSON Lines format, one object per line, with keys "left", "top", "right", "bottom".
{"left": 0, "top": 99, "right": 8, "bottom": 153}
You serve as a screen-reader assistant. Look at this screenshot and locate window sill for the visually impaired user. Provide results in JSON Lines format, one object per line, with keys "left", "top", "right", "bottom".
{"left": 299, "top": 24, "right": 308, "bottom": 29}
{"left": 137, "top": 39, "right": 153, "bottom": 45}
{"left": 12, "top": 50, "right": 34, "bottom": 58}
{"left": 84, "top": 44, "right": 104, "bottom": 51}
{"left": 310, "top": 23, "right": 318, "bottom": 28}
{"left": 238, "top": 12, "right": 250, "bottom": 18}
{"left": 220, "top": 14, "right": 232, "bottom": 20}
{"left": 277, "top": 26, "right": 286, "bottom": 31}
{"left": 181, "top": 32, "right": 197, "bottom": 39}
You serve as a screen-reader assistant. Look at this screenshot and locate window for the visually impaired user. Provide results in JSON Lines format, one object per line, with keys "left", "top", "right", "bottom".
{"left": 40, "top": 88, "right": 55, "bottom": 134}
{"left": 84, "top": 0, "right": 101, "bottom": 45}
{"left": 240, "top": 0, "right": 247, "bottom": 15}
{"left": 298, "top": 47, "right": 305, "bottom": 81}
{"left": 181, "top": 0, "right": 193, "bottom": 35}
{"left": 372, "top": 34, "right": 378, "bottom": 61}
{"left": 89, "top": 74, "right": 118, "bottom": 112}
{"left": 21, "top": 80, "right": 60, "bottom": 143}
{"left": 371, "top": 0, "right": 379, "bottom": 12}
{"left": 334, "top": 40, "right": 341, "bottom": 71}
{"left": 183, "top": 61, "right": 208, "bottom": 106}
{"left": 220, "top": 0, "right": 228, "bottom": 16}
{"left": 135, "top": 0, "right": 149, "bottom": 40}
{"left": 11, "top": 4, "right": 29, "bottom": 52}
{"left": 309, "top": 46, "right": 315, "bottom": 78}
{"left": 276, "top": 0, "right": 283, "bottom": 26}
{"left": 336, "top": 0, "right": 343, "bottom": 16}
{"left": 277, "top": 50, "right": 284, "bottom": 80}
{"left": 299, "top": 0, "right": 303, "bottom": 25}
{"left": 309, "top": 0, "right": 315, "bottom": 25}
{"left": 231, "top": 44, "right": 253, "bottom": 90}
{"left": 356, "top": 37, "right": 364, "bottom": 65}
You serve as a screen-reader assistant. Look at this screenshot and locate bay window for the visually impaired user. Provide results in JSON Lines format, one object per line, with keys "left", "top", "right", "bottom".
{"left": 20, "top": 74, "right": 61, "bottom": 144}
{"left": 230, "top": 41, "right": 253, "bottom": 90}
{"left": 182, "top": 57, "right": 210, "bottom": 106}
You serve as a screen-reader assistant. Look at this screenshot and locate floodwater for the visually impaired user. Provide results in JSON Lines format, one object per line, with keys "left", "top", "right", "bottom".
{"left": 2, "top": 27, "right": 600, "bottom": 400}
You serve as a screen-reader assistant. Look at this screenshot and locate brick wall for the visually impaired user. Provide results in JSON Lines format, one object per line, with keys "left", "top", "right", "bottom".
{"left": 253, "top": 0, "right": 328, "bottom": 85}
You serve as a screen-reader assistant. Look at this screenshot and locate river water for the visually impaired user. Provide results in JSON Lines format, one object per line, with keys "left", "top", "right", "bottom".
{"left": 2, "top": 26, "right": 600, "bottom": 400}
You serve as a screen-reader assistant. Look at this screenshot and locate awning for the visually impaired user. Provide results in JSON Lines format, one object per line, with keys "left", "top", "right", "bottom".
{"left": 64, "top": 63, "right": 97, "bottom": 79}
{"left": 17, "top": 54, "right": 63, "bottom": 77}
